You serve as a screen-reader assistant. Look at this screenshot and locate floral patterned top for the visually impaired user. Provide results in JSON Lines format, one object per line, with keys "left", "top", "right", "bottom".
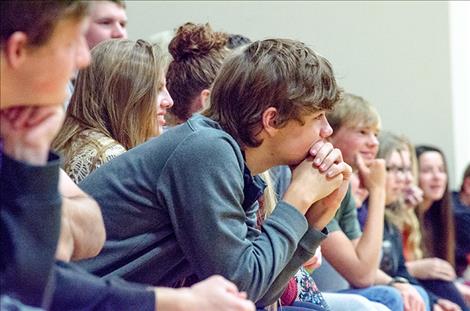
{"left": 62, "top": 129, "right": 126, "bottom": 183}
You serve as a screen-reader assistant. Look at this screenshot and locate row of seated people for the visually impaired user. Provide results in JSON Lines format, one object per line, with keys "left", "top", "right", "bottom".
{"left": 1, "top": 2, "right": 254, "bottom": 311}
{"left": 60, "top": 12, "right": 470, "bottom": 311}
{"left": 2, "top": 1, "right": 469, "bottom": 311}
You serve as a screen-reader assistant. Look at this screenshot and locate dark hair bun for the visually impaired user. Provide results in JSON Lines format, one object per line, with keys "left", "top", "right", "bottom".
{"left": 227, "top": 34, "right": 252, "bottom": 49}
{"left": 169, "top": 22, "right": 228, "bottom": 62}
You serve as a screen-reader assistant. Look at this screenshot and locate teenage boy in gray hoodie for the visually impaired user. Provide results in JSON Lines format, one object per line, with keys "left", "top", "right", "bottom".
{"left": 78, "top": 38, "right": 352, "bottom": 308}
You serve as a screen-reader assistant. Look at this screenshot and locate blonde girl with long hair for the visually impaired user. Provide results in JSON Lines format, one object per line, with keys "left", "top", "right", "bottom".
{"left": 53, "top": 39, "right": 173, "bottom": 183}
{"left": 385, "top": 136, "right": 424, "bottom": 262}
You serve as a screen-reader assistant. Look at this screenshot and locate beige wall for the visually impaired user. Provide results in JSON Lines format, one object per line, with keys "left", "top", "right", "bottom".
{"left": 126, "top": 1, "right": 466, "bottom": 187}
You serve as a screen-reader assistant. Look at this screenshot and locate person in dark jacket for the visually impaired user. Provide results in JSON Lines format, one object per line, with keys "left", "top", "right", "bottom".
{"left": 1, "top": 1, "right": 91, "bottom": 307}
{"left": 452, "top": 163, "right": 470, "bottom": 278}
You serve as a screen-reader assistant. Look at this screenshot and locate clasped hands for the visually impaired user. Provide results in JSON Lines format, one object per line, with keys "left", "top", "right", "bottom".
{"left": 284, "top": 140, "right": 352, "bottom": 230}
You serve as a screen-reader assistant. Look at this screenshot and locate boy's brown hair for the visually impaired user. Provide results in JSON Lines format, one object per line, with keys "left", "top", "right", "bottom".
{"left": 0, "top": 0, "right": 89, "bottom": 48}
{"left": 205, "top": 38, "right": 341, "bottom": 148}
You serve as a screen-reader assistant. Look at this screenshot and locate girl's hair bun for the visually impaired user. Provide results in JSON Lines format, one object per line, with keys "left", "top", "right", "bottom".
{"left": 169, "top": 22, "right": 228, "bottom": 62}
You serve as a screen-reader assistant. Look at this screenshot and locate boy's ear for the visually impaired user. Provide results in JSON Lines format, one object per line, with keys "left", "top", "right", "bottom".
{"left": 193, "top": 89, "right": 210, "bottom": 111}
{"left": 4, "top": 32, "right": 29, "bottom": 69}
{"left": 200, "top": 89, "right": 210, "bottom": 103}
{"left": 261, "top": 107, "right": 279, "bottom": 137}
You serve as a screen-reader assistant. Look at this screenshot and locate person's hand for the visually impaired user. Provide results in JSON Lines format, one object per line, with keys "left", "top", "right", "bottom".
{"left": 350, "top": 172, "right": 369, "bottom": 207}
{"left": 309, "top": 140, "right": 344, "bottom": 176}
{"left": 304, "top": 144, "right": 352, "bottom": 230}
{"left": 0, "top": 105, "right": 65, "bottom": 165}
{"left": 304, "top": 246, "right": 322, "bottom": 272}
{"left": 188, "top": 275, "right": 255, "bottom": 311}
{"left": 434, "top": 298, "right": 462, "bottom": 311}
{"left": 455, "top": 282, "right": 470, "bottom": 306}
{"left": 155, "top": 276, "right": 255, "bottom": 311}
{"left": 55, "top": 207, "right": 74, "bottom": 262}
{"left": 403, "top": 184, "right": 424, "bottom": 207}
{"left": 392, "top": 282, "right": 426, "bottom": 311}
{"left": 407, "top": 258, "right": 456, "bottom": 281}
{"left": 355, "top": 153, "right": 386, "bottom": 192}
{"left": 284, "top": 142, "right": 345, "bottom": 215}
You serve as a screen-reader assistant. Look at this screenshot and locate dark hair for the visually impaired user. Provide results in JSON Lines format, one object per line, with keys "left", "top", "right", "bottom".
{"left": 205, "top": 38, "right": 341, "bottom": 148}
{"left": 226, "top": 34, "right": 252, "bottom": 49}
{"left": 415, "top": 145, "right": 455, "bottom": 266}
{"left": 166, "top": 22, "right": 228, "bottom": 122}
{"left": 1, "top": 0, "right": 89, "bottom": 47}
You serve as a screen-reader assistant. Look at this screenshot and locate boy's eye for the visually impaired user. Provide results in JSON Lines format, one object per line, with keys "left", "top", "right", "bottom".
{"left": 358, "top": 129, "right": 378, "bottom": 136}
{"left": 97, "top": 19, "right": 112, "bottom": 26}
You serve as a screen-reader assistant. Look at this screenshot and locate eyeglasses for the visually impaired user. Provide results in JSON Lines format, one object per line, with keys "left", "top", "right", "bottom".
{"left": 386, "top": 166, "right": 411, "bottom": 175}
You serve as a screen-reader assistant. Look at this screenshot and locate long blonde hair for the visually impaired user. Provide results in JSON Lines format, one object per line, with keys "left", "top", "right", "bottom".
{"left": 380, "top": 133, "right": 423, "bottom": 260}
{"left": 53, "top": 39, "right": 163, "bottom": 161}
{"left": 398, "top": 137, "right": 423, "bottom": 260}
{"left": 260, "top": 171, "right": 278, "bottom": 218}
{"left": 259, "top": 171, "right": 278, "bottom": 311}
{"left": 377, "top": 131, "right": 406, "bottom": 224}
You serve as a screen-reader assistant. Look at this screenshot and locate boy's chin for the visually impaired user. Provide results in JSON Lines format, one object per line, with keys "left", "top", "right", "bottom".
{"left": 286, "top": 157, "right": 308, "bottom": 169}
{"left": 37, "top": 91, "right": 68, "bottom": 107}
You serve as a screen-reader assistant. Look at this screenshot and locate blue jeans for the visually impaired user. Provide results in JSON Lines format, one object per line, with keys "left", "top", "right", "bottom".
{"left": 413, "top": 285, "right": 431, "bottom": 311}
{"left": 257, "top": 301, "right": 327, "bottom": 311}
{"left": 341, "top": 285, "right": 403, "bottom": 311}
{"left": 323, "top": 292, "right": 391, "bottom": 311}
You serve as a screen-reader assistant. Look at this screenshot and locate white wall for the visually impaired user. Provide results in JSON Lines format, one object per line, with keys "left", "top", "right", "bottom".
{"left": 449, "top": 2, "right": 470, "bottom": 187}
{"left": 126, "top": 1, "right": 468, "bottom": 187}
